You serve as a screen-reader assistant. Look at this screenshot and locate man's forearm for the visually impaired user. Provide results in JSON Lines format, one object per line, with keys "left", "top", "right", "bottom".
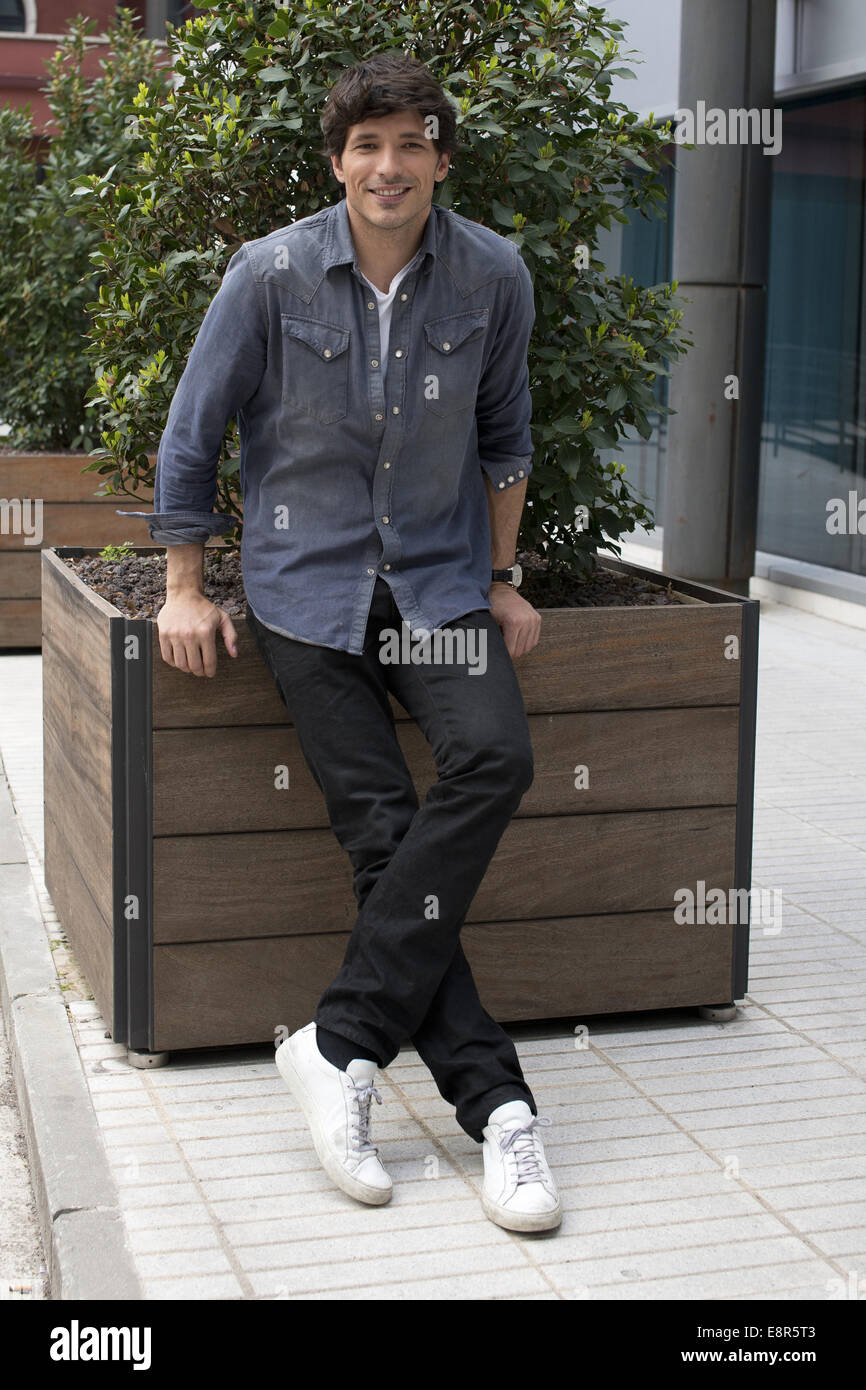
{"left": 166, "top": 543, "right": 205, "bottom": 597}
{"left": 484, "top": 474, "right": 528, "bottom": 570}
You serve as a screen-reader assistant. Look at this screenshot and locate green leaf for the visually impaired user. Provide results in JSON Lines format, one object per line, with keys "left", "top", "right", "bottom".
{"left": 490, "top": 199, "right": 516, "bottom": 228}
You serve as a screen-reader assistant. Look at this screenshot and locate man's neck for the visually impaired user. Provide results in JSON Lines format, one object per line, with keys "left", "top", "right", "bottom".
{"left": 346, "top": 200, "right": 431, "bottom": 294}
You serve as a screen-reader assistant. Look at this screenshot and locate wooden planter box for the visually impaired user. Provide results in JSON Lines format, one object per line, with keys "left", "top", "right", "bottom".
{"left": 0, "top": 453, "right": 155, "bottom": 648}
{"left": 42, "top": 545, "right": 759, "bottom": 1056}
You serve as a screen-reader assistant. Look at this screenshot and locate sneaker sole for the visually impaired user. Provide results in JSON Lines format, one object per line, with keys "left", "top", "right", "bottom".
{"left": 481, "top": 1188, "right": 562, "bottom": 1232}
{"left": 277, "top": 1038, "right": 392, "bottom": 1206}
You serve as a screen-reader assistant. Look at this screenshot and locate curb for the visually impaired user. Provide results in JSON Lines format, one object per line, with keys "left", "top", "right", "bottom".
{"left": 0, "top": 769, "right": 143, "bottom": 1300}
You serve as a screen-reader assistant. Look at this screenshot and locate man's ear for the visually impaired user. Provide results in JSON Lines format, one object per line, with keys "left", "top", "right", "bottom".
{"left": 330, "top": 153, "right": 345, "bottom": 184}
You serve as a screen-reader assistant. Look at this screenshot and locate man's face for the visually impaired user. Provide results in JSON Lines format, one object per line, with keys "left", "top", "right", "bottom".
{"left": 331, "top": 107, "right": 450, "bottom": 235}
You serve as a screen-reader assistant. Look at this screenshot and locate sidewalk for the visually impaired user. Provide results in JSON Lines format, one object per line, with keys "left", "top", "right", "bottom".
{"left": 1, "top": 549, "right": 866, "bottom": 1300}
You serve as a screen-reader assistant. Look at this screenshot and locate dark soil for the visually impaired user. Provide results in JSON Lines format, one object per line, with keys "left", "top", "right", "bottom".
{"left": 59, "top": 546, "right": 685, "bottom": 619}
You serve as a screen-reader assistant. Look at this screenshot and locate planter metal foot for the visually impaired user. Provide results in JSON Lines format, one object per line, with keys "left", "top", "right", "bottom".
{"left": 697, "top": 1002, "right": 738, "bottom": 1021}
{"left": 126, "top": 1048, "right": 171, "bottom": 1068}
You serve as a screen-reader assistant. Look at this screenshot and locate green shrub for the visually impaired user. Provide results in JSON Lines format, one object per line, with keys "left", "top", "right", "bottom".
{"left": 98, "top": 540, "right": 136, "bottom": 561}
{"left": 73, "top": 0, "right": 691, "bottom": 574}
{"left": 0, "top": 8, "right": 170, "bottom": 452}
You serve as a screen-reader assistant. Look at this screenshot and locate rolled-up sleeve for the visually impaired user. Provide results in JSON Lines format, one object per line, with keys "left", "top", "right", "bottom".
{"left": 116, "top": 244, "right": 267, "bottom": 545}
{"left": 475, "top": 249, "right": 535, "bottom": 492}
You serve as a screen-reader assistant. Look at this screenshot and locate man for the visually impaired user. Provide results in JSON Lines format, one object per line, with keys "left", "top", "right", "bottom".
{"left": 121, "top": 52, "right": 561, "bottom": 1233}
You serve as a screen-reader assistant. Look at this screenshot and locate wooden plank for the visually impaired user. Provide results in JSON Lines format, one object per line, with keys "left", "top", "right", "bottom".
{"left": 44, "top": 805, "right": 114, "bottom": 1031}
{"left": 42, "top": 635, "right": 114, "bottom": 928}
{"left": 0, "top": 504, "right": 154, "bottom": 550}
{"left": 152, "top": 596, "right": 743, "bottom": 728}
{"left": 40, "top": 550, "right": 118, "bottom": 721}
{"left": 152, "top": 622, "right": 290, "bottom": 729}
{"left": 463, "top": 913, "right": 734, "bottom": 1020}
{"left": 516, "top": 604, "right": 743, "bottom": 713}
{"left": 152, "top": 706, "right": 740, "bottom": 835}
{"left": 151, "top": 910, "right": 735, "bottom": 1051}
{"left": 0, "top": 551, "right": 40, "bottom": 598}
{"left": 0, "top": 599, "right": 41, "bottom": 647}
{"left": 0, "top": 453, "right": 155, "bottom": 503}
{"left": 152, "top": 806, "right": 736, "bottom": 944}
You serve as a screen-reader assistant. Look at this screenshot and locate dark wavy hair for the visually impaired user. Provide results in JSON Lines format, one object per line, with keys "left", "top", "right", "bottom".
{"left": 319, "top": 53, "right": 461, "bottom": 163}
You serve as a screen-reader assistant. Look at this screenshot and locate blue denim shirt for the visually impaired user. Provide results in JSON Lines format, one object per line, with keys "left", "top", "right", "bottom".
{"left": 118, "top": 196, "right": 535, "bottom": 654}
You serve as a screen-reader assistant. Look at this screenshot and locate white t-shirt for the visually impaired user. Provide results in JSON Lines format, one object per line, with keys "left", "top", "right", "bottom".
{"left": 359, "top": 259, "right": 416, "bottom": 385}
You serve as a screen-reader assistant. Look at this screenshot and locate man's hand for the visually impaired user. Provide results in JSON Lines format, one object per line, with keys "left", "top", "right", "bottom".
{"left": 488, "top": 582, "right": 541, "bottom": 659}
{"left": 156, "top": 592, "right": 239, "bottom": 677}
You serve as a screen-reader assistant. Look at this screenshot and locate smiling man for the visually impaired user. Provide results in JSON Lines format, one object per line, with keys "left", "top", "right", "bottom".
{"left": 121, "top": 52, "right": 561, "bottom": 1233}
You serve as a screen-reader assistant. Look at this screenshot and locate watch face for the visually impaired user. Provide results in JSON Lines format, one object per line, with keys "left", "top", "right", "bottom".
{"left": 512, "top": 562, "right": 523, "bottom": 588}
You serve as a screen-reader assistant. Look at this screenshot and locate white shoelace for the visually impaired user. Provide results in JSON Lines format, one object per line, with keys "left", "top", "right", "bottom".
{"left": 497, "top": 1116, "right": 552, "bottom": 1183}
{"left": 349, "top": 1080, "right": 383, "bottom": 1157}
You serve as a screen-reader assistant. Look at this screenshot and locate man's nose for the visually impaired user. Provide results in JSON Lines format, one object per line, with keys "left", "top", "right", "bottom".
{"left": 374, "top": 153, "right": 405, "bottom": 178}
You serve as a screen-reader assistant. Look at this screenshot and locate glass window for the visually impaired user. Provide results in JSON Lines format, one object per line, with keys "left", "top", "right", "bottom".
{"left": 0, "top": 0, "right": 26, "bottom": 33}
{"left": 759, "top": 88, "right": 866, "bottom": 573}
{"left": 596, "top": 146, "right": 676, "bottom": 519}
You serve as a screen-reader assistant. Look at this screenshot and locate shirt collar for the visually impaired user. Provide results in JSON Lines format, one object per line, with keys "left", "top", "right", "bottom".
{"left": 323, "top": 195, "right": 439, "bottom": 278}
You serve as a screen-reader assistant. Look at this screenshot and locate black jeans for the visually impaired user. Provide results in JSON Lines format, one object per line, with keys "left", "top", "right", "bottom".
{"left": 245, "top": 577, "right": 538, "bottom": 1142}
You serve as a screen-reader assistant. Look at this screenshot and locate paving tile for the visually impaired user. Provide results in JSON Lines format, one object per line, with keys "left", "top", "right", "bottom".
{"left": 780, "top": 1201, "right": 866, "bottom": 1234}
{"left": 260, "top": 1266, "right": 551, "bottom": 1299}
{"left": 245, "top": 1241, "right": 537, "bottom": 1296}
{"left": 135, "top": 1248, "right": 235, "bottom": 1279}
{"left": 544, "top": 1233, "right": 818, "bottom": 1286}
{"left": 806, "top": 1228, "right": 866, "bottom": 1258}
{"left": 234, "top": 1218, "right": 506, "bottom": 1272}
{"left": 208, "top": 1177, "right": 482, "bottom": 1225}
{"left": 762, "top": 1177, "right": 866, "bottom": 1210}
{"left": 140, "top": 1274, "right": 245, "bottom": 1299}
{"left": 680, "top": 1112, "right": 866, "bottom": 1145}
{"left": 222, "top": 1196, "right": 483, "bottom": 1246}
{"left": 563, "top": 1259, "right": 835, "bottom": 1301}
{"left": 127, "top": 1225, "right": 222, "bottom": 1255}
{"left": 122, "top": 1204, "right": 216, "bottom": 1232}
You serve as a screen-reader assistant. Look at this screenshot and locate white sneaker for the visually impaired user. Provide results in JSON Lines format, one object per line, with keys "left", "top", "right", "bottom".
{"left": 276, "top": 1022, "right": 392, "bottom": 1205}
{"left": 481, "top": 1100, "right": 562, "bottom": 1232}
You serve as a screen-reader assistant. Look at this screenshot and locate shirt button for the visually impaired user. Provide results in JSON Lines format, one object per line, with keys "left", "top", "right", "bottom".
{"left": 367, "top": 301, "right": 375, "bottom": 310}
{"left": 383, "top": 563, "right": 391, "bottom": 571}
{"left": 367, "top": 567, "right": 374, "bottom": 575}
{"left": 392, "top": 406, "right": 399, "bottom": 414}
{"left": 498, "top": 481, "right": 506, "bottom": 489}
{"left": 383, "top": 461, "right": 391, "bottom": 469}
{"left": 394, "top": 349, "right": 403, "bottom": 358}
{"left": 382, "top": 516, "right": 389, "bottom": 524}
{"left": 323, "top": 349, "right": 332, "bottom": 359}
{"left": 507, "top": 474, "right": 514, "bottom": 482}
{"left": 400, "top": 293, "right": 408, "bottom": 301}
{"left": 442, "top": 342, "right": 451, "bottom": 351}
{"left": 371, "top": 359, "right": 379, "bottom": 367}
{"left": 518, "top": 469, "right": 524, "bottom": 477}
{"left": 375, "top": 412, "right": 383, "bottom": 421}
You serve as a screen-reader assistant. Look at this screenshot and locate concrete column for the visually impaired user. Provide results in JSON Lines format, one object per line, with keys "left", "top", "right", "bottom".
{"left": 662, "top": 0, "right": 777, "bottom": 593}
{"left": 145, "top": 0, "right": 168, "bottom": 41}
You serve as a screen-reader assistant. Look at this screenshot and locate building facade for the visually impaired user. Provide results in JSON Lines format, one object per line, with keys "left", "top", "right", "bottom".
{"left": 0, "top": 1, "right": 190, "bottom": 143}
{"left": 607, "top": 0, "right": 866, "bottom": 581}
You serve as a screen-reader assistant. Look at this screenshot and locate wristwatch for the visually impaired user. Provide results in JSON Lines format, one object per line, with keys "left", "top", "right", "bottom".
{"left": 491, "top": 563, "right": 522, "bottom": 589}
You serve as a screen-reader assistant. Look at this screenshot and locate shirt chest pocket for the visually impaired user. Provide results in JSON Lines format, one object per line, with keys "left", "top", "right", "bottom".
{"left": 281, "top": 315, "right": 351, "bottom": 424}
{"left": 423, "top": 308, "right": 489, "bottom": 417}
